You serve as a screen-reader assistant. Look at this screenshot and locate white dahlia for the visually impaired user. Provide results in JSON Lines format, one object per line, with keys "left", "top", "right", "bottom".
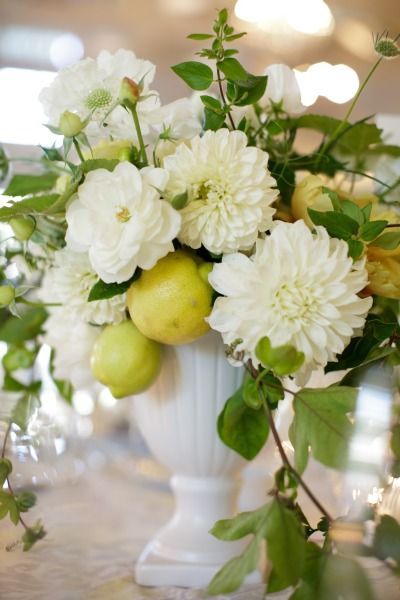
{"left": 42, "top": 310, "right": 99, "bottom": 391}
{"left": 39, "top": 248, "right": 126, "bottom": 325}
{"left": 208, "top": 220, "right": 372, "bottom": 380}
{"left": 163, "top": 129, "right": 278, "bottom": 254}
{"left": 66, "top": 161, "right": 181, "bottom": 283}
{"left": 39, "top": 49, "right": 160, "bottom": 143}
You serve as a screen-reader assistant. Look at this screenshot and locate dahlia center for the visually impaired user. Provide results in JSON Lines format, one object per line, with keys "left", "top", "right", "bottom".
{"left": 116, "top": 206, "right": 131, "bottom": 223}
{"left": 85, "top": 88, "right": 113, "bottom": 111}
{"left": 273, "top": 282, "right": 317, "bottom": 321}
{"left": 195, "top": 179, "right": 232, "bottom": 206}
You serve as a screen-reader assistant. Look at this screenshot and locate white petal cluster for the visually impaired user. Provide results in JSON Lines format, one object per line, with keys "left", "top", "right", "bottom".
{"left": 42, "top": 310, "right": 99, "bottom": 391}
{"left": 208, "top": 220, "right": 372, "bottom": 379}
{"left": 263, "top": 64, "right": 305, "bottom": 115}
{"left": 66, "top": 161, "right": 181, "bottom": 283}
{"left": 163, "top": 129, "right": 278, "bottom": 254}
{"left": 39, "top": 49, "right": 160, "bottom": 143}
{"left": 39, "top": 248, "right": 126, "bottom": 325}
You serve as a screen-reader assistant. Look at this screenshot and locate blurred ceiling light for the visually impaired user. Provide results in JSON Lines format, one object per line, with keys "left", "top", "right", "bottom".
{"left": 336, "top": 19, "right": 376, "bottom": 61}
{"left": 0, "top": 26, "right": 84, "bottom": 69}
{"left": 235, "top": 0, "right": 334, "bottom": 36}
{"left": 294, "top": 62, "right": 359, "bottom": 106}
{"left": 0, "top": 68, "right": 60, "bottom": 146}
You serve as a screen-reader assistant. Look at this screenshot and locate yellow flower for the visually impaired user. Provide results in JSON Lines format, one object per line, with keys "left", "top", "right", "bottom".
{"left": 291, "top": 175, "right": 332, "bottom": 226}
{"left": 84, "top": 139, "right": 133, "bottom": 161}
{"left": 366, "top": 206, "right": 400, "bottom": 298}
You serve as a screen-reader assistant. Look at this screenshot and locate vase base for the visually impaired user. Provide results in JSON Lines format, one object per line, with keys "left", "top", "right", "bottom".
{"left": 134, "top": 544, "right": 263, "bottom": 588}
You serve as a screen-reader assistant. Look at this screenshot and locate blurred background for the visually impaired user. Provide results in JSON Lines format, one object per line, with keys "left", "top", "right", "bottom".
{"left": 0, "top": 0, "right": 399, "bottom": 150}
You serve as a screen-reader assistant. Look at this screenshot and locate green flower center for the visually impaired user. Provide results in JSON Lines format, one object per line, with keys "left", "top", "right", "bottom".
{"left": 85, "top": 88, "right": 113, "bottom": 111}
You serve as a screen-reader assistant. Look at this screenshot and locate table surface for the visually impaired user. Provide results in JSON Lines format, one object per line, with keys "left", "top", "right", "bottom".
{"left": 0, "top": 444, "right": 399, "bottom": 600}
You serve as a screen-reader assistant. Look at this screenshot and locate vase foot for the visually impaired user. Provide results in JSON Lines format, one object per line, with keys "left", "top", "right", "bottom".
{"left": 134, "top": 543, "right": 263, "bottom": 587}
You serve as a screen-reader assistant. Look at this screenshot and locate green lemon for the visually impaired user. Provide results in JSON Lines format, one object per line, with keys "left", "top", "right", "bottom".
{"left": 91, "top": 320, "right": 162, "bottom": 398}
{"left": 127, "top": 250, "right": 214, "bottom": 345}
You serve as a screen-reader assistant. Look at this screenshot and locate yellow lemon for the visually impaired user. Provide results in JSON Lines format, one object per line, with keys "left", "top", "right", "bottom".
{"left": 127, "top": 250, "right": 213, "bottom": 345}
{"left": 91, "top": 320, "right": 162, "bottom": 398}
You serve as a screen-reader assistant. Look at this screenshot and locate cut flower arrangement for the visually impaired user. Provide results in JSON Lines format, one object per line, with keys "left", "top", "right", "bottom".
{"left": 1, "top": 8, "right": 400, "bottom": 597}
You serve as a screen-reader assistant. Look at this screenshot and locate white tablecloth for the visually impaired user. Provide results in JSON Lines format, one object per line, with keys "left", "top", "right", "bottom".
{"left": 0, "top": 446, "right": 399, "bottom": 600}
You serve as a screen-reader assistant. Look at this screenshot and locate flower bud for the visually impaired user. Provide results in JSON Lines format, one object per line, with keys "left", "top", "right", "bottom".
{"left": 118, "top": 77, "right": 141, "bottom": 106}
{"left": 59, "top": 111, "right": 84, "bottom": 137}
{"left": 375, "top": 37, "right": 400, "bottom": 59}
{"left": 291, "top": 175, "right": 332, "bottom": 227}
{"left": 89, "top": 139, "right": 132, "bottom": 161}
{"left": 9, "top": 216, "right": 36, "bottom": 241}
{"left": 0, "top": 285, "right": 15, "bottom": 306}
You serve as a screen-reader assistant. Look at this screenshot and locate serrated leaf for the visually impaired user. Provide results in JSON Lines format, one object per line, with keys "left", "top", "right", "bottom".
{"left": 289, "top": 386, "right": 357, "bottom": 473}
{"left": 360, "top": 220, "right": 388, "bottom": 242}
{"left": 217, "top": 385, "right": 269, "bottom": 460}
{"left": 217, "top": 57, "right": 248, "bottom": 81}
{"left": 266, "top": 499, "right": 306, "bottom": 593}
{"left": 4, "top": 173, "right": 58, "bottom": 197}
{"left": 370, "top": 231, "right": 400, "bottom": 250}
{"left": 0, "top": 458, "right": 12, "bottom": 487}
{"left": 171, "top": 61, "right": 214, "bottom": 91}
{"left": 308, "top": 209, "right": 359, "bottom": 239}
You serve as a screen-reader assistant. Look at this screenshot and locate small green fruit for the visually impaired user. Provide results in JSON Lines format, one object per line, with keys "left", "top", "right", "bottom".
{"left": 9, "top": 216, "right": 35, "bottom": 241}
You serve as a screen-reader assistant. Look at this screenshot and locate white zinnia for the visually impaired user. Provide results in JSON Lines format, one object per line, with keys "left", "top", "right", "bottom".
{"left": 163, "top": 129, "right": 278, "bottom": 254}
{"left": 208, "top": 220, "right": 372, "bottom": 380}
{"left": 263, "top": 64, "right": 305, "bottom": 115}
{"left": 42, "top": 310, "right": 99, "bottom": 391}
{"left": 66, "top": 161, "right": 181, "bottom": 283}
{"left": 39, "top": 49, "right": 160, "bottom": 143}
{"left": 39, "top": 248, "right": 126, "bottom": 325}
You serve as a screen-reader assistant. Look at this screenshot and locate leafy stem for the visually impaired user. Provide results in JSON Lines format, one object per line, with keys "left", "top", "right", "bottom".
{"left": 216, "top": 67, "right": 235, "bottom": 129}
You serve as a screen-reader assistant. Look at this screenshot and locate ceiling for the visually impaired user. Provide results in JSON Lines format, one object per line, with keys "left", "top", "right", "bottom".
{"left": 0, "top": 0, "right": 399, "bottom": 122}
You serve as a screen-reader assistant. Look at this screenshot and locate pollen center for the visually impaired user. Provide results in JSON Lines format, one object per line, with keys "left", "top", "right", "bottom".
{"left": 85, "top": 88, "right": 113, "bottom": 111}
{"left": 116, "top": 207, "right": 131, "bottom": 223}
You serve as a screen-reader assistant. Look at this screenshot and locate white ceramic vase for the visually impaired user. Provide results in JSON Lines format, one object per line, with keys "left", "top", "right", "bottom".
{"left": 133, "top": 331, "right": 255, "bottom": 587}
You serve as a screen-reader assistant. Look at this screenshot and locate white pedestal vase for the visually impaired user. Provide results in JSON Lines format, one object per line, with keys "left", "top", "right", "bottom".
{"left": 133, "top": 331, "right": 257, "bottom": 587}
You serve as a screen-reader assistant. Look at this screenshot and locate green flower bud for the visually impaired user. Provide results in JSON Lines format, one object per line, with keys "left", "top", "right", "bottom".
{"left": 119, "top": 77, "right": 141, "bottom": 106}
{"left": 375, "top": 38, "right": 400, "bottom": 59}
{"left": 9, "top": 216, "right": 36, "bottom": 241}
{"left": 59, "top": 110, "right": 84, "bottom": 137}
{"left": 0, "top": 285, "right": 15, "bottom": 306}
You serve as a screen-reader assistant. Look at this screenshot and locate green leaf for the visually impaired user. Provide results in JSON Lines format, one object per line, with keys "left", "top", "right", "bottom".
{"left": 200, "top": 95, "right": 223, "bottom": 113}
{"left": 0, "top": 145, "right": 9, "bottom": 183}
{"left": 0, "top": 194, "right": 60, "bottom": 222}
{"left": 217, "top": 57, "right": 248, "bottom": 80}
{"left": 231, "top": 75, "right": 268, "bottom": 107}
{"left": 210, "top": 504, "right": 269, "bottom": 541}
{"left": 360, "top": 220, "right": 388, "bottom": 242}
{"left": 204, "top": 108, "right": 226, "bottom": 131}
{"left": 270, "top": 160, "right": 296, "bottom": 205}
{"left": 391, "top": 423, "right": 400, "bottom": 459}
{"left": 54, "top": 378, "right": 74, "bottom": 404}
{"left": 217, "top": 8, "right": 228, "bottom": 25}
{"left": 3, "top": 347, "right": 35, "bottom": 372}
{"left": 261, "top": 371, "right": 284, "bottom": 408}
{"left": 187, "top": 33, "right": 214, "bottom": 40}
{"left": 0, "top": 491, "right": 19, "bottom": 525}
{"left": 88, "top": 272, "right": 140, "bottom": 302}
{"left": 217, "top": 385, "right": 269, "bottom": 460}
{"left": 171, "top": 61, "right": 214, "bottom": 91}
{"left": 0, "top": 308, "right": 47, "bottom": 343}
{"left": 11, "top": 395, "right": 40, "bottom": 431}
{"left": 3, "top": 374, "right": 26, "bottom": 392}
{"left": 370, "top": 231, "right": 400, "bottom": 250}
{"left": 255, "top": 337, "right": 304, "bottom": 376}
{"left": 289, "top": 386, "right": 357, "bottom": 473}
{"left": 15, "top": 491, "right": 36, "bottom": 512}
{"left": 265, "top": 499, "right": 306, "bottom": 592}
{"left": 319, "top": 555, "right": 375, "bottom": 600}
{"left": 225, "top": 32, "right": 246, "bottom": 42}
{"left": 242, "top": 375, "right": 262, "bottom": 409}
{"left": 0, "top": 458, "right": 12, "bottom": 487}
{"left": 347, "top": 239, "right": 364, "bottom": 260}
{"left": 289, "top": 583, "right": 315, "bottom": 600}
{"left": 373, "top": 514, "right": 400, "bottom": 568}
{"left": 40, "top": 146, "right": 63, "bottom": 162}
{"left": 81, "top": 158, "right": 119, "bottom": 174}
{"left": 171, "top": 191, "right": 189, "bottom": 210}
{"left": 4, "top": 173, "right": 58, "bottom": 197}
{"left": 308, "top": 209, "right": 359, "bottom": 239}
{"left": 22, "top": 520, "right": 46, "bottom": 551}
{"left": 207, "top": 537, "right": 260, "bottom": 595}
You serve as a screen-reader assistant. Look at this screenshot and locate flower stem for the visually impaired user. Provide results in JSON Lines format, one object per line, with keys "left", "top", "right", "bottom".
{"left": 73, "top": 138, "right": 85, "bottom": 163}
{"left": 129, "top": 104, "right": 148, "bottom": 166}
{"left": 217, "top": 68, "right": 235, "bottom": 130}
{"left": 1, "top": 422, "right": 30, "bottom": 532}
{"left": 16, "top": 298, "right": 61, "bottom": 308}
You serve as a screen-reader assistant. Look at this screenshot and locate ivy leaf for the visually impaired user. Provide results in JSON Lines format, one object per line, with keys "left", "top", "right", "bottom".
{"left": 0, "top": 458, "right": 12, "bottom": 487}
{"left": 265, "top": 499, "right": 306, "bottom": 592}
{"left": 11, "top": 395, "right": 40, "bottom": 431}
{"left": 22, "top": 520, "right": 46, "bottom": 551}
{"left": 0, "top": 491, "right": 19, "bottom": 524}
{"left": 373, "top": 514, "right": 400, "bottom": 568}
{"left": 360, "top": 220, "right": 388, "bottom": 242}
{"left": 171, "top": 61, "right": 214, "bottom": 90}
{"left": 217, "top": 384, "right": 269, "bottom": 460}
{"left": 289, "top": 386, "right": 357, "bottom": 473}
{"left": 88, "top": 271, "right": 140, "bottom": 302}
{"left": 207, "top": 537, "right": 260, "bottom": 595}
{"left": 0, "top": 194, "right": 60, "bottom": 222}
{"left": 370, "top": 231, "right": 400, "bottom": 250}
{"left": 4, "top": 173, "right": 58, "bottom": 197}
{"left": 0, "top": 308, "right": 47, "bottom": 344}
{"left": 308, "top": 209, "right": 359, "bottom": 240}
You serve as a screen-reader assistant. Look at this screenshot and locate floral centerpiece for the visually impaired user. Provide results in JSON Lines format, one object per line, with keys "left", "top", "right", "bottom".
{"left": 1, "top": 8, "right": 400, "bottom": 597}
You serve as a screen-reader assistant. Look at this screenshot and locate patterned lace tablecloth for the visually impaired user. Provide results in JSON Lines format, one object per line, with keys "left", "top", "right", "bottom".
{"left": 0, "top": 448, "right": 399, "bottom": 600}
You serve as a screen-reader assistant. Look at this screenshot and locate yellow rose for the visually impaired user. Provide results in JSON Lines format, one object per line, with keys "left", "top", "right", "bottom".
{"left": 366, "top": 206, "right": 400, "bottom": 297}
{"left": 291, "top": 175, "right": 332, "bottom": 226}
